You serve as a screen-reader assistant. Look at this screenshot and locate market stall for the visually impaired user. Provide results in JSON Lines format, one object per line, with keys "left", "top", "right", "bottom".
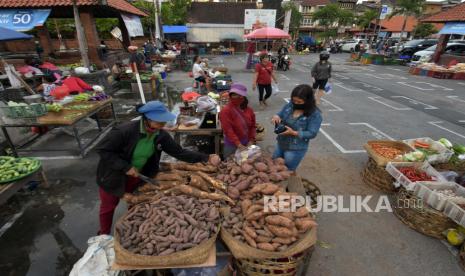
{"left": 95, "top": 147, "right": 320, "bottom": 274}
{"left": 362, "top": 137, "right": 465, "bottom": 269}
{"left": 409, "top": 62, "right": 465, "bottom": 80}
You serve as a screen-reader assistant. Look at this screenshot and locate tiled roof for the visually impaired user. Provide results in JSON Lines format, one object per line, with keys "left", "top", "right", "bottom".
{"left": 378, "top": 15, "right": 418, "bottom": 32}
{"left": 301, "top": 0, "right": 330, "bottom": 6}
{"left": 0, "top": 0, "right": 147, "bottom": 17}
{"left": 187, "top": 2, "right": 256, "bottom": 24}
{"left": 422, "top": 2, "right": 465, "bottom": 22}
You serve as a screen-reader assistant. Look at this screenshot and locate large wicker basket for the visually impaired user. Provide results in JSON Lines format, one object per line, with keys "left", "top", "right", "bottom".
{"left": 364, "top": 140, "right": 414, "bottom": 167}
{"left": 302, "top": 178, "right": 321, "bottom": 209}
{"left": 361, "top": 158, "right": 396, "bottom": 193}
{"left": 389, "top": 188, "right": 456, "bottom": 239}
{"left": 233, "top": 246, "right": 314, "bottom": 276}
{"left": 433, "top": 161, "right": 465, "bottom": 175}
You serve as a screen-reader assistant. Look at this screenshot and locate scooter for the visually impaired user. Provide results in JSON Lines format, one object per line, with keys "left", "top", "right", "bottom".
{"left": 277, "top": 54, "right": 291, "bottom": 71}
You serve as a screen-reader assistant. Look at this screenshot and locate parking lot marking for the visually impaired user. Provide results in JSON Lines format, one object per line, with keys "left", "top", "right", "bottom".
{"left": 348, "top": 123, "right": 395, "bottom": 140}
{"left": 385, "top": 67, "right": 404, "bottom": 72}
{"left": 459, "top": 120, "right": 465, "bottom": 123}
{"left": 352, "top": 82, "right": 383, "bottom": 91}
{"left": 429, "top": 121, "right": 465, "bottom": 139}
{"left": 279, "top": 74, "right": 290, "bottom": 80}
{"left": 320, "top": 98, "right": 344, "bottom": 111}
{"left": 294, "top": 66, "right": 308, "bottom": 73}
{"left": 391, "top": 96, "right": 438, "bottom": 110}
{"left": 381, "top": 73, "right": 407, "bottom": 80}
{"left": 415, "top": 82, "right": 453, "bottom": 91}
{"left": 458, "top": 82, "right": 465, "bottom": 86}
{"left": 396, "top": 82, "right": 433, "bottom": 90}
{"left": 333, "top": 83, "right": 363, "bottom": 92}
{"left": 319, "top": 128, "right": 365, "bottom": 154}
{"left": 368, "top": 97, "right": 412, "bottom": 110}
{"left": 333, "top": 73, "right": 349, "bottom": 80}
{"left": 446, "top": 96, "right": 465, "bottom": 103}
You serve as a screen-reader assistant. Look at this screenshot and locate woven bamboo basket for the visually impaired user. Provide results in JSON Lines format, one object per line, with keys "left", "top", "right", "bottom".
{"left": 302, "top": 178, "right": 321, "bottom": 209}
{"left": 233, "top": 246, "right": 314, "bottom": 276}
{"left": 433, "top": 161, "right": 465, "bottom": 175}
{"left": 363, "top": 140, "right": 414, "bottom": 167}
{"left": 361, "top": 158, "right": 396, "bottom": 193}
{"left": 389, "top": 188, "right": 456, "bottom": 239}
{"left": 459, "top": 243, "right": 465, "bottom": 272}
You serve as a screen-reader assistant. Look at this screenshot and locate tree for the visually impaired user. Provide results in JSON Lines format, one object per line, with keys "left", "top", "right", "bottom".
{"left": 161, "top": 0, "right": 192, "bottom": 25}
{"left": 132, "top": 0, "right": 156, "bottom": 34}
{"left": 413, "top": 23, "right": 437, "bottom": 38}
{"left": 357, "top": 9, "right": 378, "bottom": 31}
{"left": 282, "top": 1, "right": 303, "bottom": 36}
{"left": 313, "top": 4, "right": 355, "bottom": 38}
{"left": 389, "top": 0, "right": 425, "bottom": 41}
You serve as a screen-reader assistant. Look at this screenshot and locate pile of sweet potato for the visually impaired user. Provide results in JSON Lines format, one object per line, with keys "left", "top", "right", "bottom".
{"left": 222, "top": 183, "right": 317, "bottom": 252}
{"left": 116, "top": 195, "right": 221, "bottom": 256}
{"left": 216, "top": 156, "right": 292, "bottom": 200}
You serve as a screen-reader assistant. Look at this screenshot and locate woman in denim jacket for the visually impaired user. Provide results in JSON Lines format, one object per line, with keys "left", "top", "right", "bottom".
{"left": 271, "top": 84, "right": 322, "bottom": 172}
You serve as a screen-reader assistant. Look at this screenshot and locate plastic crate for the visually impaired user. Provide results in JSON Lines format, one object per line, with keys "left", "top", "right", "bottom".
{"left": 385, "top": 161, "right": 446, "bottom": 191}
{"left": 413, "top": 181, "right": 463, "bottom": 211}
{"left": 0, "top": 103, "right": 47, "bottom": 119}
{"left": 444, "top": 201, "right": 465, "bottom": 227}
{"left": 403, "top": 137, "right": 454, "bottom": 164}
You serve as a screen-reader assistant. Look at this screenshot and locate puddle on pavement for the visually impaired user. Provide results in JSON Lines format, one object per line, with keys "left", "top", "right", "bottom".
{"left": 0, "top": 201, "right": 82, "bottom": 275}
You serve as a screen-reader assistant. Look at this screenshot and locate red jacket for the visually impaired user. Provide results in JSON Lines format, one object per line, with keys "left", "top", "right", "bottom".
{"left": 62, "top": 77, "right": 92, "bottom": 92}
{"left": 219, "top": 103, "right": 256, "bottom": 146}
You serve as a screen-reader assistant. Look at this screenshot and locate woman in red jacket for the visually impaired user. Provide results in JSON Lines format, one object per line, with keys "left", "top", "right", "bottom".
{"left": 219, "top": 83, "right": 256, "bottom": 158}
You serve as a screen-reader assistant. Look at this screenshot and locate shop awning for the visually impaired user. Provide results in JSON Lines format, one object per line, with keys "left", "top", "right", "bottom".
{"left": 0, "top": 27, "right": 33, "bottom": 41}
{"left": 438, "top": 22, "right": 465, "bottom": 35}
{"left": 0, "top": 9, "right": 51, "bottom": 32}
{"left": 163, "top": 25, "right": 188, "bottom": 34}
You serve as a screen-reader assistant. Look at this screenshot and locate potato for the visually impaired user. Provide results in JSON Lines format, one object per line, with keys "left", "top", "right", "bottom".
{"left": 241, "top": 163, "right": 254, "bottom": 174}
{"left": 254, "top": 162, "right": 268, "bottom": 172}
{"left": 267, "top": 225, "right": 295, "bottom": 238}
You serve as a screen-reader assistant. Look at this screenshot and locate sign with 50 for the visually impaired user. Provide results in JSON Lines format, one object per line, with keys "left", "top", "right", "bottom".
{"left": 0, "top": 9, "right": 51, "bottom": 32}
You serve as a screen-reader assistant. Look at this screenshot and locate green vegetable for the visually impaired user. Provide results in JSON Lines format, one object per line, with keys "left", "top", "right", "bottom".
{"left": 403, "top": 151, "right": 425, "bottom": 162}
{"left": 453, "top": 144, "right": 465, "bottom": 155}
{"left": 0, "top": 156, "right": 41, "bottom": 183}
{"left": 438, "top": 138, "right": 453, "bottom": 149}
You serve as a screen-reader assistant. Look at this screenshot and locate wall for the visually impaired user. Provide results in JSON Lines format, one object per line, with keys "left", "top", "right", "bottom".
{"left": 187, "top": 24, "right": 245, "bottom": 43}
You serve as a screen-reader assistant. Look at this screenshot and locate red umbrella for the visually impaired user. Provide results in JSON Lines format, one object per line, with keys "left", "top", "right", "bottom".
{"left": 244, "top": 27, "right": 291, "bottom": 40}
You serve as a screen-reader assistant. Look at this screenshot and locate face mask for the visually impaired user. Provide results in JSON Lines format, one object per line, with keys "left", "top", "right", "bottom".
{"left": 293, "top": 103, "right": 305, "bottom": 110}
{"left": 144, "top": 120, "right": 159, "bottom": 133}
{"left": 230, "top": 97, "right": 244, "bottom": 106}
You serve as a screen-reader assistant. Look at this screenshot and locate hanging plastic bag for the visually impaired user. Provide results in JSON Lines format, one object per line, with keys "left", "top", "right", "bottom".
{"left": 324, "top": 83, "right": 332, "bottom": 94}
{"left": 234, "top": 145, "right": 262, "bottom": 165}
{"left": 272, "top": 84, "right": 280, "bottom": 96}
{"left": 196, "top": 96, "right": 217, "bottom": 112}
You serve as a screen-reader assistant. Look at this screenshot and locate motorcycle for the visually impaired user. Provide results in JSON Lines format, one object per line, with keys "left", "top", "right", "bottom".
{"left": 277, "top": 54, "right": 291, "bottom": 71}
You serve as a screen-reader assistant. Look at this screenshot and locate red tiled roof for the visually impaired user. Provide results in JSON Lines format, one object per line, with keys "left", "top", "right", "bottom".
{"left": 0, "top": 0, "right": 147, "bottom": 17}
{"left": 377, "top": 16, "right": 418, "bottom": 32}
{"left": 301, "top": 0, "right": 330, "bottom": 6}
{"left": 422, "top": 2, "right": 465, "bottom": 22}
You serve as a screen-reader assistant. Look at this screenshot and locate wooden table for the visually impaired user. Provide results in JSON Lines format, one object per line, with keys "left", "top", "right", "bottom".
{"left": 1, "top": 99, "right": 116, "bottom": 158}
{"left": 0, "top": 168, "right": 48, "bottom": 205}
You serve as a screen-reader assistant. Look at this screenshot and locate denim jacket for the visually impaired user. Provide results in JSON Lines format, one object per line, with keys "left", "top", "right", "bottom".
{"left": 276, "top": 103, "right": 322, "bottom": 151}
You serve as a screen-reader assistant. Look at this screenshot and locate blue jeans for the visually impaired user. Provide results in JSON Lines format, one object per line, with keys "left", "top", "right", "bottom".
{"left": 272, "top": 144, "right": 307, "bottom": 171}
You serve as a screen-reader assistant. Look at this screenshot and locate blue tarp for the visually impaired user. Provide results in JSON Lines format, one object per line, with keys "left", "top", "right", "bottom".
{"left": 439, "top": 22, "right": 465, "bottom": 35}
{"left": 0, "top": 9, "right": 51, "bottom": 32}
{"left": 162, "top": 25, "right": 188, "bottom": 34}
{"left": 0, "top": 27, "right": 33, "bottom": 41}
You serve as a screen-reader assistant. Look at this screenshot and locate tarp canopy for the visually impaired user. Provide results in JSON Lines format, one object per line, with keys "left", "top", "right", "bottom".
{"left": 163, "top": 25, "right": 188, "bottom": 34}
{"left": 0, "top": 27, "right": 33, "bottom": 41}
{"left": 438, "top": 22, "right": 465, "bottom": 35}
{"left": 0, "top": 9, "right": 51, "bottom": 32}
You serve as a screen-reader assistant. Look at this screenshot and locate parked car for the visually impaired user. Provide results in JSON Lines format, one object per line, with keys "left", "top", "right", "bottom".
{"left": 390, "top": 39, "right": 438, "bottom": 60}
{"left": 411, "top": 41, "right": 465, "bottom": 64}
{"left": 341, "top": 39, "right": 368, "bottom": 52}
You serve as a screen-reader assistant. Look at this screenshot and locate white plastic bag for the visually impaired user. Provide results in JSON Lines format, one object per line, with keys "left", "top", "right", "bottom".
{"left": 234, "top": 145, "right": 262, "bottom": 165}
{"left": 272, "top": 84, "right": 280, "bottom": 96}
{"left": 69, "top": 235, "right": 121, "bottom": 276}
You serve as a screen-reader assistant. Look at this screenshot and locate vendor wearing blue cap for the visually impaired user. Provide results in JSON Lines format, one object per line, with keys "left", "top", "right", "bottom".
{"left": 96, "top": 101, "right": 220, "bottom": 235}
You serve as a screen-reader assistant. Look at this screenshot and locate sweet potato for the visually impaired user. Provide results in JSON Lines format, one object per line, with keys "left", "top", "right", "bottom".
{"left": 196, "top": 171, "right": 226, "bottom": 191}
{"left": 246, "top": 211, "right": 264, "bottom": 221}
{"left": 294, "top": 207, "right": 310, "bottom": 218}
{"left": 257, "top": 243, "right": 275, "bottom": 251}
{"left": 243, "top": 232, "right": 257, "bottom": 248}
{"left": 272, "top": 237, "right": 294, "bottom": 245}
{"left": 295, "top": 218, "right": 318, "bottom": 233}
{"left": 155, "top": 173, "right": 183, "bottom": 181}
{"left": 241, "top": 163, "right": 254, "bottom": 174}
{"left": 227, "top": 187, "right": 240, "bottom": 199}
{"left": 261, "top": 183, "right": 281, "bottom": 195}
{"left": 271, "top": 242, "right": 282, "bottom": 250}
{"left": 265, "top": 215, "right": 295, "bottom": 229}
{"left": 209, "top": 155, "right": 221, "bottom": 166}
{"left": 245, "top": 205, "right": 263, "bottom": 216}
{"left": 276, "top": 165, "right": 288, "bottom": 172}
{"left": 231, "top": 166, "right": 242, "bottom": 175}
{"left": 256, "top": 235, "right": 273, "bottom": 243}
{"left": 274, "top": 158, "right": 286, "bottom": 166}
{"left": 244, "top": 226, "right": 257, "bottom": 239}
{"left": 236, "top": 180, "right": 251, "bottom": 191}
{"left": 267, "top": 225, "right": 295, "bottom": 238}
{"left": 280, "top": 212, "right": 294, "bottom": 220}
{"left": 258, "top": 172, "right": 270, "bottom": 182}
{"left": 241, "top": 199, "right": 252, "bottom": 217}
{"left": 256, "top": 229, "right": 273, "bottom": 238}
{"left": 250, "top": 183, "right": 269, "bottom": 194}
{"left": 254, "top": 162, "right": 268, "bottom": 172}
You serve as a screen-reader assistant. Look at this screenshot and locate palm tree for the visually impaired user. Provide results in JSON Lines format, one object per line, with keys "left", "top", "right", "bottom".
{"left": 389, "top": 0, "right": 425, "bottom": 49}
{"left": 357, "top": 9, "right": 378, "bottom": 33}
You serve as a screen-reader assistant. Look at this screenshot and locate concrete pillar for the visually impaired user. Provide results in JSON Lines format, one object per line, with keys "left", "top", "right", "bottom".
{"left": 37, "top": 26, "right": 53, "bottom": 57}
{"left": 79, "top": 8, "right": 102, "bottom": 67}
{"left": 119, "top": 16, "right": 132, "bottom": 49}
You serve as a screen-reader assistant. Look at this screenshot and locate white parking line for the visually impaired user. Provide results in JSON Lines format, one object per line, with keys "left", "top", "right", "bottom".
{"left": 386, "top": 67, "right": 404, "bottom": 72}
{"left": 320, "top": 98, "right": 344, "bottom": 112}
{"left": 368, "top": 97, "right": 412, "bottom": 111}
{"left": 279, "top": 74, "right": 290, "bottom": 80}
{"left": 391, "top": 96, "right": 438, "bottom": 110}
{"left": 294, "top": 66, "right": 308, "bottom": 73}
{"left": 333, "top": 73, "right": 349, "bottom": 80}
{"left": 459, "top": 120, "right": 465, "bottom": 123}
{"left": 396, "top": 82, "right": 434, "bottom": 91}
{"left": 429, "top": 121, "right": 465, "bottom": 139}
{"left": 319, "top": 128, "right": 365, "bottom": 154}
{"left": 352, "top": 82, "right": 383, "bottom": 91}
{"left": 416, "top": 82, "right": 453, "bottom": 91}
{"left": 458, "top": 82, "right": 465, "bottom": 86}
{"left": 333, "top": 83, "right": 363, "bottom": 92}
{"left": 348, "top": 123, "right": 395, "bottom": 140}
{"left": 446, "top": 96, "right": 465, "bottom": 103}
